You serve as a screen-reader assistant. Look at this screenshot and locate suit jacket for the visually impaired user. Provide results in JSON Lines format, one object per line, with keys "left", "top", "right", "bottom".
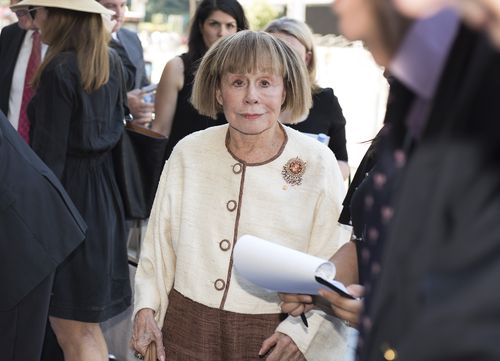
{"left": 117, "top": 28, "right": 149, "bottom": 89}
{"left": 0, "top": 23, "right": 26, "bottom": 117}
{"left": 362, "top": 26, "right": 500, "bottom": 361}
{"left": 0, "top": 111, "right": 86, "bottom": 311}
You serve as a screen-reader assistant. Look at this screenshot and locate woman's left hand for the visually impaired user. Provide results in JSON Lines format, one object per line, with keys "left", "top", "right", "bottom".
{"left": 131, "top": 308, "right": 166, "bottom": 361}
{"left": 259, "top": 332, "right": 304, "bottom": 361}
{"left": 319, "top": 284, "right": 365, "bottom": 328}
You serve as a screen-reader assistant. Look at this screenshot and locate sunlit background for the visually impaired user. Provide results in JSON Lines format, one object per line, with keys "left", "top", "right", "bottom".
{"left": 0, "top": 0, "right": 388, "bottom": 173}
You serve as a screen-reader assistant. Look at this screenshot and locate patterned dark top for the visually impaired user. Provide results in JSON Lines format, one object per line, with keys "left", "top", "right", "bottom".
{"left": 164, "top": 53, "right": 225, "bottom": 160}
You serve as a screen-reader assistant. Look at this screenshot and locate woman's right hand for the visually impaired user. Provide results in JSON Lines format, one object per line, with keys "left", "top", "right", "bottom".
{"left": 278, "top": 293, "right": 315, "bottom": 316}
{"left": 319, "top": 284, "right": 364, "bottom": 328}
{"left": 131, "top": 308, "right": 166, "bottom": 361}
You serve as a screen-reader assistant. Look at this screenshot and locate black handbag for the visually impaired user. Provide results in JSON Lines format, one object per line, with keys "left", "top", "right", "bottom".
{"left": 113, "top": 122, "right": 168, "bottom": 219}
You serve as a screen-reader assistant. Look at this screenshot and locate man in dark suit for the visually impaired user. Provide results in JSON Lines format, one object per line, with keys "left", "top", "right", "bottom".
{"left": 361, "top": 21, "right": 500, "bottom": 361}
{"left": 0, "top": 110, "right": 87, "bottom": 361}
{"left": 0, "top": 22, "right": 25, "bottom": 117}
{"left": 0, "top": 0, "right": 44, "bottom": 134}
{"left": 98, "top": 0, "right": 154, "bottom": 126}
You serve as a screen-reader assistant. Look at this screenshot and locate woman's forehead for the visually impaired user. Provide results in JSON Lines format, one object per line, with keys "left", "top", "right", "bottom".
{"left": 222, "top": 65, "right": 280, "bottom": 75}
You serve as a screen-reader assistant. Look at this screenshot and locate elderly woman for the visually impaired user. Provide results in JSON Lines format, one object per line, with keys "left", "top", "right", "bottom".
{"left": 132, "top": 30, "right": 350, "bottom": 361}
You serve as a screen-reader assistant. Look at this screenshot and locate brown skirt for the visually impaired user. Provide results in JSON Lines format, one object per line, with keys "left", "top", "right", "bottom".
{"left": 162, "top": 289, "right": 286, "bottom": 360}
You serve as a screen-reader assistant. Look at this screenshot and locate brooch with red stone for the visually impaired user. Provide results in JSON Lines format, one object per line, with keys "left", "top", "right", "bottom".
{"left": 282, "top": 157, "right": 307, "bottom": 186}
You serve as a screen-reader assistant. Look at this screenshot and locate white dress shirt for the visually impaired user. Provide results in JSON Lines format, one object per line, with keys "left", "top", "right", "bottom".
{"left": 8, "top": 29, "right": 48, "bottom": 130}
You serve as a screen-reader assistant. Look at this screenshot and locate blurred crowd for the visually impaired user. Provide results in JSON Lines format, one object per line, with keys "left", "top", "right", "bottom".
{"left": 2, "top": 0, "right": 500, "bottom": 360}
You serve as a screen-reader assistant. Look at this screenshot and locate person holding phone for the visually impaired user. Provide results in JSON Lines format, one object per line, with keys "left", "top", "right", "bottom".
{"left": 97, "top": 0, "right": 154, "bottom": 126}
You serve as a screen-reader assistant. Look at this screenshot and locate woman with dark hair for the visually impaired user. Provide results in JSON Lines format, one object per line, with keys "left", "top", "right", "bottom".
{"left": 151, "top": 0, "right": 248, "bottom": 159}
{"left": 10, "top": 0, "right": 131, "bottom": 360}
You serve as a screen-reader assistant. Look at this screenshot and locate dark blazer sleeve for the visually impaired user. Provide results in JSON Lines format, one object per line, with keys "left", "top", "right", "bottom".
{"left": 109, "top": 39, "right": 137, "bottom": 92}
{"left": 366, "top": 141, "right": 500, "bottom": 361}
{"left": 0, "top": 23, "right": 26, "bottom": 116}
{"left": 117, "top": 28, "right": 149, "bottom": 89}
{"left": 400, "top": 145, "right": 500, "bottom": 361}
{"left": 0, "top": 111, "right": 86, "bottom": 311}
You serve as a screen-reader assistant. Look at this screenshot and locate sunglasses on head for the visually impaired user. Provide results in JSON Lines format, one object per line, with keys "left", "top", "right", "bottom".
{"left": 14, "top": 6, "right": 40, "bottom": 18}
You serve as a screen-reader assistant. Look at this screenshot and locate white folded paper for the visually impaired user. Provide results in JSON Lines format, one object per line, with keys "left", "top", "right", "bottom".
{"left": 233, "top": 234, "right": 349, "bottom": 295}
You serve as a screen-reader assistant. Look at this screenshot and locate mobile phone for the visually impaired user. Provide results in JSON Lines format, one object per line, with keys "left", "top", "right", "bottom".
{"left": 315, "top": 276, "right": 356, "bottom": 299}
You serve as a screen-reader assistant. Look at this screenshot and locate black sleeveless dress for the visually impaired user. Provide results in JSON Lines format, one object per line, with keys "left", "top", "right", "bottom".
{"left": 287, "top": 87, "right": 348, "bottom": 162}
{"left": 164, "top": 53, "right": 225, "bottom": 159}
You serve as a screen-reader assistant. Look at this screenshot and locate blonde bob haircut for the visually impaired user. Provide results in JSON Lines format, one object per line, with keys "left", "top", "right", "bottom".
{"left": 191, "top": 30, "right": 312, "bottom": 123}
{"left": 264, "top": 17, "right": 319, "bottom": 93}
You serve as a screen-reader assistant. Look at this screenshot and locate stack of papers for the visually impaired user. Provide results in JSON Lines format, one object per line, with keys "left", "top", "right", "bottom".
{"left": 233, "top": 235, "right": 354, "bottom": 298}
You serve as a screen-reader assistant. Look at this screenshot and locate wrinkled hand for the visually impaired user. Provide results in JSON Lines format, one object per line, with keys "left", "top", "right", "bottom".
{"left": 259, "top": 332, "right": 304, "bottom": 361}
{"left": 278, "top": 293, "right": 315, "bottom": 317}
{"left": 131, "top": 308, "right": 166, "bottom": 361}
{"left": 318, "top": 284, "right": 364, "bottom": 328}
{"left": 127, "top": 89, "right": 155, "bottom": 127}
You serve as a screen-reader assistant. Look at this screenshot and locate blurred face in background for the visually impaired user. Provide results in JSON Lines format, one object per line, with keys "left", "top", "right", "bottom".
{"left": 99, "top": 0, "right": 126, "bottom": 32}
{"left": 331, "top": 0, "right": 411, "bottom": 67}
{"left": 32, "top": 7, "right": 48, "bottom": 33}
{"left": 331, "top": 0, "right": 380, "bottom": 42}
{"left": 272, "top": 32, "right": 311, "bottom": 67}
{"left": 201, "top": 10, "right": 238, "bottom": 48}
{"left": 11, "top": 0, "right": 36, "bottom": 30}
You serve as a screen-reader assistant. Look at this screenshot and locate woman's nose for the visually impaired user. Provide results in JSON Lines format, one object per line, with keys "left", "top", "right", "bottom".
{"left": 219, "top": 26, "right": 230, "bottom": 37}
{"left": 244, "top": 85, "right": 258, "bottom": 104}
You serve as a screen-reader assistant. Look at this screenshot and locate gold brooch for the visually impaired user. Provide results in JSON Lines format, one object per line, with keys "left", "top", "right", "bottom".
{"left": 282, "top": 157, "right": 307, "bottom": 186}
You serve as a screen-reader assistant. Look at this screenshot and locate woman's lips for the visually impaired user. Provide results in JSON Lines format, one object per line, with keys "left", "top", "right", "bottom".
{"left": 242, "top": 113, "right": 262, "bottom": 120}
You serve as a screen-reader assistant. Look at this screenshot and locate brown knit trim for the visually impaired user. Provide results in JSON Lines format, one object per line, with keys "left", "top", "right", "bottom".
{"left": 219, "top": 162, "right": 246, "bottom": 309}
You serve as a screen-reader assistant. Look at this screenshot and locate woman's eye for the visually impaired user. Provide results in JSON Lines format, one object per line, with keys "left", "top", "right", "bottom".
{"left": 260, "top": 80, "right": 270, "bottom": 87}
{"left": 232, "top": 80, "right": 244, "bottom": 87}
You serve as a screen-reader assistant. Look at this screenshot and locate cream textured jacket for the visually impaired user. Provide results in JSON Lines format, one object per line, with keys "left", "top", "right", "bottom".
{"left": 134, "top": 124, "right": 352, "bottom": 360}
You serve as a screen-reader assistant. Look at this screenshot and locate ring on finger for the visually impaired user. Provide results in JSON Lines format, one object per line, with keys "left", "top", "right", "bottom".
{"left": 343, "top": 319, "right": 353, "bottom": 328}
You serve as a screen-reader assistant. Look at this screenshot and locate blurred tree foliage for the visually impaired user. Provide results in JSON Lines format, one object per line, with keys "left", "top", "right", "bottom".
{"left": 243, "top": 0, "right": 282, "bottom": 30}
{"left": 145, "top": 0, "right": 188, "bottom": 21}
{"left": 143, "top": 0, "right": 283, "bottom": 30}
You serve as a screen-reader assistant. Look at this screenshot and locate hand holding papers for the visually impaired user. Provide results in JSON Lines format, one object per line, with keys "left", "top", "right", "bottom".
{"left": 233, "top": 235, "right": 355, "bottom": 299}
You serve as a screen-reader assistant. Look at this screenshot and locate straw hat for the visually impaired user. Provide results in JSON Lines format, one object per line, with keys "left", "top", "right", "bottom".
{"left": 10, "top": 0, "right": 114, "bottom": 15}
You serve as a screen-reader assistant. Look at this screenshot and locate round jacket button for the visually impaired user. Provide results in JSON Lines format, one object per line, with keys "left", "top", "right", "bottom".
{"left": 219, "top": 239, "right": 231, "bottom": 251}
{"left": 214, "top": 278, "right": 226, "bottom": 291}
{"left": 226, "top": 200, "right": 237, "bottom": 212}
{"left": 232, "top": 163, "right": 243, "bottom": 174}
{"left": 383, "top": 347, "right": 397, "bottom": 360}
